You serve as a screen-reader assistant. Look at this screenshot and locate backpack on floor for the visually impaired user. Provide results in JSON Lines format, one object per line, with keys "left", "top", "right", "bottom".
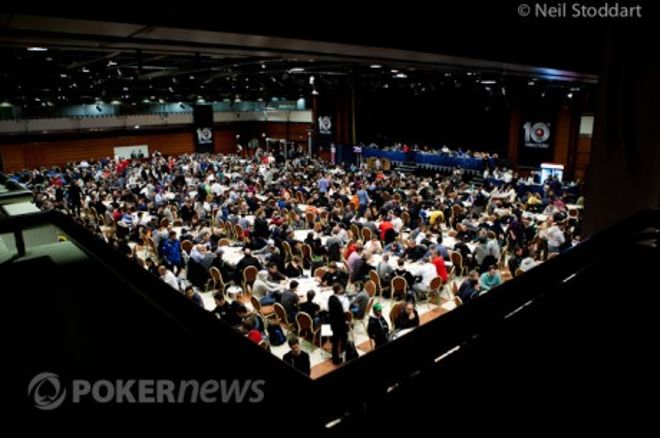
{"left": 267, "top": 323, "right": 286, "bottom": 346}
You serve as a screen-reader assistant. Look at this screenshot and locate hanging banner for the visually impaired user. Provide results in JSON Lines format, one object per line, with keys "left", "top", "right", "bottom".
{"left": 518, "top": 107, "right": 556, "bottom": 167}
{"left": 193, "top": 104, "right": 214, "bottom": 153}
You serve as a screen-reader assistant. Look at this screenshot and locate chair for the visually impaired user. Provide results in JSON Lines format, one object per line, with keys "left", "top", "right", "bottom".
{"left": 160, "top": 218, "right": 169, "bottom": 228}
{"left": 258, "top": 339, "right": 271, "bottom": 352}
{"left": 206, "top": 266, "right": 226, "bottom": 295}
{"left": 274, "top": 302, "right": 296, "bottom": 334}
{"left": 390, "top": 276, "right": 407, "bottom": 300}
{"left": 420, "top": 276, "right": 444, "bottom": 307}
{"left": 173, "top": 218, "right": 183, "bottom": 226}
{"left": 450, "top": 251, "right": 467, "bottom": 278}
{"left": 350, "top": 224, "right": 361, "bottom": 242}
{"left": 281, "top": 240, "right": 293, "bottom": 263}
{"left": 355, "top": 297, "right": 375, "bottom": 334}
{"left": 514, "top": 268, "right": 525, "bottom": 277}
{"left": 389, "top": 302, "right": 406, "bottom": 328}
{"left": 305, "top": 211, "right": 315, "bottom": 228}
{"left": 547, "top": 252, "right": 559, "bottom": 259}
{"left": 361, "top": 227, "right": 373, "bottom": 242}
{"left": 295, "top": 312, "right": 320, "bottom": 350}
{"left": 181, "top": 240, "right": 193, "bottom": 254}
{"left": 242, "top": 265, "right": 259, "bottom": 293}
{"left": 218, "top": 238, "right": 231, "bottom": 247}
{"left": 364, "top": 280, "right": 377, "bottom": 298}
{"left": 233, "top": 224, "right": 244, "bottom": 242}
{"left": 313, "top": 267, "right": 327, "bottom": 281}
{"left": 300, "top": 243, "right": 313, "bottom": 268}
{"left": 250, "top": 295, "right": 277, "bottom": 322}
{"left": 368, "top": 270, "right": 383, "bottom": 297}
{"left": 401, "top": 211, "right": 411, "bottom": 228}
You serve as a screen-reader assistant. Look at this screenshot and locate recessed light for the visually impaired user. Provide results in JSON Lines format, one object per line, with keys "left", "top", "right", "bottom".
{"left": 394, "top": 73, "right": 407, "bottom": 79}
{"left": 480, "top": 80, "right": 497, "bottom": 84}
{"left": 27, "top": 47, "right": 48, "bottom": 52}
{"left": 370, "top": 64, "right": 382, "bottom": 69}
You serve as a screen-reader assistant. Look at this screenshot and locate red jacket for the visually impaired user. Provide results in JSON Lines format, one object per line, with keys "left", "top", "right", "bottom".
{"left": 432, "top": 256, "right": 448, "bottom": 283}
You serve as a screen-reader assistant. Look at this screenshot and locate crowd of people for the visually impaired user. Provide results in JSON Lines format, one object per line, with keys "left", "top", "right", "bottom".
{"left": 10, "top": 148, "right": 584, "bottom": 372}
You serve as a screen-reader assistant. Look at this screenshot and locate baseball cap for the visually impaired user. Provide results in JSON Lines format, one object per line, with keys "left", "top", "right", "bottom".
{"left": 373, "top": 303, "right": 383, "bottom": 312}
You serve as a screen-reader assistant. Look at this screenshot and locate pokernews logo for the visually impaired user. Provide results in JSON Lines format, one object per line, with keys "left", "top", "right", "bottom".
{"left": 28, "top": 372, "right": 266, "bottom": 411}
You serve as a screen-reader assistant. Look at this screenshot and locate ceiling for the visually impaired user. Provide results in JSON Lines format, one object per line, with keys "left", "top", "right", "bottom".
{"left": 0, "top": 6, "right": 605, "bottom": 110}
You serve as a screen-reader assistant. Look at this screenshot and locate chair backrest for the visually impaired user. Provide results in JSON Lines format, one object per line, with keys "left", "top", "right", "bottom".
{"left": 364, "top": 297, "right": 375, "bottom": 318}
{"left": 450, "top": 251, "right": 463, "bottom": 269}
{"left": 209, "top": 266, "right": 223, "bottom": 289}
{"left": 296, "top": 311, "right": 313, "bottom": 334}
{"left": 369, "top": 270, "right": 381, "bottom": 290}
{"left": 305, "top": 211, "right": 315, "bottom": 227}
{"left": 515, "top": 268, "right": 525, "bottom": 277}
{"left": 313, "top": 267, "right": 327, "bottom": 280}
{"left": 547, "top": 252, "right": 559, "bottom": 259}
{"left": 280, "top": 239, "right": 292, "bottom": 258}
{"left": 389, "top": 302, "right": 406, "bottom": 327}
{"left": 181, "top": 240, "right": 193, "bottom": 254}
{"left": 345, "top": 311, "right": 353, "bottom": 325}
{"left": 402, "top": 211, "right": 411, "bottom": 226}
{"left": 301, "top": 243, "right": 312, "bottom": 261}
{"left": 429, "top": 276, "right": 443, "bottom": 292}
{"left": 250, "top": 295, "right": 262, "bottom": 312}
{"left": 350, "top": 224, "right": 360, "bottom": 241}
{"left": 274, "top": 302, "right": 289, "bottom": 326}
{"left": 218, "top": 238, "right": 231, "bottom": 247}
{"left": 173, "top": 218, "right": 183, "bottom": 226}
{"left": 364, "top": 280, "right": 377, "bottom": 297}
{"left": 234, "top": 224, "right": 244, "bottom": 241}
{"left": 361, "top": 227, "right": 372, "bottom": 242}
{"left": 243, "top": 265, "right": 258, "bottom": 286}
{"left": 391, "top": 276, "right": 407, "bottom": 294}
{"left": 160, "top": 217, "right": 169, "bottom": 228}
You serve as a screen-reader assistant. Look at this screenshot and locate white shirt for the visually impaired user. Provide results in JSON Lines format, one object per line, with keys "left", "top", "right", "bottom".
{"left": 391, "top": 217, "right": 404, "bottom": 233}
{"left": 338, "top": 295, "right": 350, "bottom": 312}
{"left": 546, "top": 226, "right": 566, "bottom": 247}
{"left": 410, "top": 262, "right": 437, "bottom": 287}
{"left": 161, "top": 270, "right": 179, "bottom": 290}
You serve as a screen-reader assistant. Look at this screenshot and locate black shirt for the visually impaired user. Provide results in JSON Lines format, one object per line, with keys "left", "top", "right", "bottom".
{"left": 283, "top": 350, "right": 311, "bottom": 376}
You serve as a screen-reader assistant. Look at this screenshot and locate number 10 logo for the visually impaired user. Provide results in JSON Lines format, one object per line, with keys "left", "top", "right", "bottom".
{"left": 523, "top": 122, "right": 550, "bottom": 143}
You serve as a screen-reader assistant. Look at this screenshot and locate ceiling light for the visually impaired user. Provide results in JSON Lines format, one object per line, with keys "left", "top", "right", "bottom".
{"left": 60, "top": 73, "right": 68, "bottom": 78}
{"left": 107, "top": 60, "right": 117, "bottom": 67}
{"left": 111, "top": 100, "right": 121, "bottom": 105}
{"left": 370, "top": 64, "right": 382, "bottom": 69}
{"left": 46, "top": 57, "right": 53, "bottom": 62}
{"left": 528, "top": 81, "right": 535, "bottom": 86}
{"left": 289, "top": 68, "right": 305, "bottom": 73}
{"left": 309, "top": 76, "right": 315, "bottom": 85}
{"left": 27, "top": 47, "right": 48, "bottom": 52}
{"left": 82, "top": 67, "right": 90, "bottom": 73}
{"left": 134, "top": 125, "right": 140, "bottom": 129}
{"left": 394, "top": 73, "right": 407, "bottom": 78}
{"left": 189, "top": 75, "right": 195, "bottom": 80}
{"left": 158, "top": 99, "right": 165, "bottom": 104}
{"left": 480, "top": 80, "right": 497, "bottom": 84}
{"left": 0, "top": 101, "right": 12, "bottom": 107}
{"left": 390, "top": 69, "right": 399, "bottom": 73}
{"left": 567, "top": 92, "right": 573, "bottom": 99}
{"left": 261, "top": 64, "right": 266, "bottom": 69}
{"left": 142, "top": 98, "right": 151, "bottom": 103}
{"left": 312, "top": 89, "right": 320, "bottom": 95}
